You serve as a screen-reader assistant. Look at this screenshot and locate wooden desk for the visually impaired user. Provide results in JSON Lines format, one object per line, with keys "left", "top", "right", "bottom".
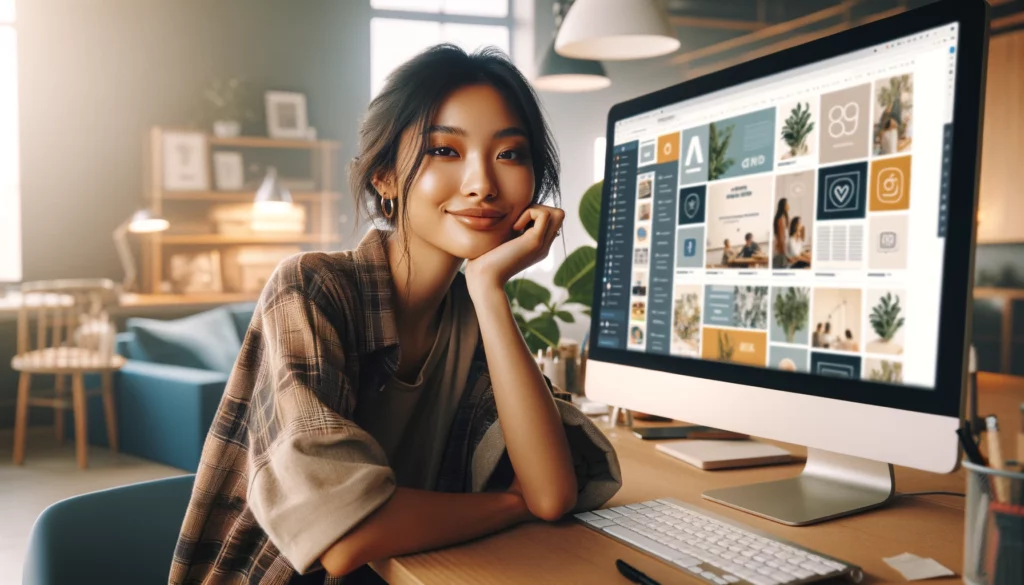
{"left": 372, "top": 373, "right": 1024, "bottom": 584}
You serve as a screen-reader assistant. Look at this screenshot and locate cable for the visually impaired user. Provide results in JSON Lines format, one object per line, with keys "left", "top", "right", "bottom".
{"left": 896, "top": 491, "right": 965, "bottom": 498}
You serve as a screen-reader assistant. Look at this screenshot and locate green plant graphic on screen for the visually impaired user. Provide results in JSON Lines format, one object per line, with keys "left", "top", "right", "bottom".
{"left": 733, "top": 286, "right": 768, "bottom": 330}
{"left": 780, "top": 102, "right": 814, "bottom": 157}
{"left": 708, "top": 122, "right": 735, "bottom": 180}
{"left": 773, "top": 287, "right": 809, "bottom": 343}
{"left": 869, "top": 361, "right": 903, "bottom": 383}
{"left": 869, "top": 292, "right": 905, "bottom": 342}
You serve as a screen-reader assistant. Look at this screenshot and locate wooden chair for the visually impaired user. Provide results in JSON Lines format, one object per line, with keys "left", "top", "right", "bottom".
{"left": 12, "top": 279, "right": 125, "bottom": 469}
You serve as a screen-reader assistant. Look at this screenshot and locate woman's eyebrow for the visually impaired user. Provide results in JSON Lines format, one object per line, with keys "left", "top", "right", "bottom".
{"left": 425, "top": 125, "right": 526, "bottom": 139}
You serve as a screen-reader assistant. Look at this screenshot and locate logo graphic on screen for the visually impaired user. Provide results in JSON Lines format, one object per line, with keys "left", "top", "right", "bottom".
{"left": 827, "top": 102, "right": 860, "bottom": 138}
{"left": 684, "top": 239, "right": 697, "bottom": 257}
{"left": 879, "top": 231, "right": 898, "bottom": 251}
{"left": 824, "top": 172, "right": 861, "bottom": 213}
{"left": 877, "top": 168, "right": 904, "bottom": 203}
{"left": 684, "top": 136, "right": 704, "bottom": 170}
{"left": 683, "top": 192, "right": 701, "bottom": 219}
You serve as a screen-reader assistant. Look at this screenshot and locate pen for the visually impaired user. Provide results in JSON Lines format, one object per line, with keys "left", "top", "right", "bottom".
{"left": 958, "top": 424, "right": 987, "bottom": 466}
{"left": 1017, "top": 403, "right": 1024, "bottom": 471}
{"left": 616, "top": 559, "right": 661, "bottom": 585}
{"left": 986, "top": 415, "right": 1010, "bottom": 503}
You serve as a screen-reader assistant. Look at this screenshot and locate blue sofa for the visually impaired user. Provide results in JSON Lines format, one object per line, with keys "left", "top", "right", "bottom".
{"left": 75, "top": 303, "right": 255, "bottom": 471}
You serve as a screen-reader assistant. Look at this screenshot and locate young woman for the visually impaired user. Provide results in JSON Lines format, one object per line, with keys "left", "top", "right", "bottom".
{"left": 771, "top": 198, "right": 790, "bottom": 269}
{"left": 786, "top": 217, "right": 811, "bottom": 269}
{"left": 169, "top": 45, "right": 621, "bottom": 585}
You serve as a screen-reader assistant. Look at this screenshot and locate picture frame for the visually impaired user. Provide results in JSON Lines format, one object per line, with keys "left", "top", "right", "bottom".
{"left": 162, "top": 131, "right": 209, "bottom": 191}
{"left": 212, "top": 151, "right": 244, "bottom": 191}
{"left": 265, "top": 91, "right": 309, "bottom": 139}
{"left": 168, "top": 250, "right": 223, "bottom": 294}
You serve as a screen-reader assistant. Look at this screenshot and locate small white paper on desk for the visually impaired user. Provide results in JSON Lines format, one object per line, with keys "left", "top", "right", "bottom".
{"left": 883, "top": 552, "right": 955, "bottom": 581}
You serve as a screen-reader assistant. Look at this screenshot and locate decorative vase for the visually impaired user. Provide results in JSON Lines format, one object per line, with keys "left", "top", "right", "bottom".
{"left": 213, "top": 120, "right": 241, "bottom": 138}
{"left": 881, "top": 127, "right": 898, "bottom": 154}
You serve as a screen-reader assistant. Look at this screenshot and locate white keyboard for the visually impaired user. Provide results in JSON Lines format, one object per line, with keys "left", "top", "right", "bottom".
{"left": 575, "top": 498, "right": 862, "bottom": 585}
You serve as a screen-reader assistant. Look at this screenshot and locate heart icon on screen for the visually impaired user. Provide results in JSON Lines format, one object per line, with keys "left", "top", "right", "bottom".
{"left": 833, "top": 184, "right": 850, "bottom": 202}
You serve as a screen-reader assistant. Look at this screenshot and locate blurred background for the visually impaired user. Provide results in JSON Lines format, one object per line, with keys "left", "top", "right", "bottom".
{"left": 0, "top": 1, "right": 1022, "bottom": 579}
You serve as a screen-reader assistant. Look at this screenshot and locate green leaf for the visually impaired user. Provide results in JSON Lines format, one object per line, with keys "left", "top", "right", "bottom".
{"left": 553, "top": 246, "right": 596, "bottom": 309}
{"left": 522, "top": 314, "right": 560, "bottom": 354}
{"left": 555, "top": 310, "right": 575, "bottom": 323}
{"left": 505, "top": 278, "right": 550, "bottom": 311}
{"left": 580, "top": 181, "right": 603, "bottom": 242}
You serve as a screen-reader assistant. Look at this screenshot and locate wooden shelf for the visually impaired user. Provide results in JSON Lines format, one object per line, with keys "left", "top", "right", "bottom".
{"left": 160, "top": 234, "right": 340, "bottom": 245}
{"left": 208, "top": 135, "right": 340, "bottom": 150}
{"left": 120, "top": 293, "right": 260, "bottom": 308}
{"left": 162, "top": 191, "right": 341, "bottom": 202}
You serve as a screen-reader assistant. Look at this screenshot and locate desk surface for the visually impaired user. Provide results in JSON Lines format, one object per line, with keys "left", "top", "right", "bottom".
{"left": 372, "top": 373, "right": 1024, "bottom": 585}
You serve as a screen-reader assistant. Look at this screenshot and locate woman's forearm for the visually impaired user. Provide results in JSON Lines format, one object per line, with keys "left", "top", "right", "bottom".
{"left": 320, "top": 487, "right": 530, "bottom": 577}
{"left": 468, "top": 284, "right": 578, "bottom": 521}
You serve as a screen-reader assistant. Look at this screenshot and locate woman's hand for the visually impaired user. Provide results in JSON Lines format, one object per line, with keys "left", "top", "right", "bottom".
{"left": 464, "top": 204, "right": 564, "bottom": 294}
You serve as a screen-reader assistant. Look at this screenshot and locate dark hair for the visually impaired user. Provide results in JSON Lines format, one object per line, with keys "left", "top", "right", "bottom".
{"left": 349, "top": 44, "right": 560, "bottom": 240}
{"left": 744, "top": 232, "right": 753, "bottom": 241}
{"left": 845, "top": 329, "right": 853, "bottom": 339}
{"left": 789, "top": 216, "right": 802, "bottom": 237}
{"left": 774, "top": 198, "right": 789, "bottom": 230}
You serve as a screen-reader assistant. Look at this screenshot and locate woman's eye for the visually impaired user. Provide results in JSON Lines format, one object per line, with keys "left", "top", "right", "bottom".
{"left": 498, "top": 149, "right": 528, "bottom": 161}
{"left": 428, "top": 146, "right": 458, "bottom": 157}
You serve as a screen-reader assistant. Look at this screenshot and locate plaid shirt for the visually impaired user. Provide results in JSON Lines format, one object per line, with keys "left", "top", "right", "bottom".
{"left": 169, "top": 229, "right": 621, "bottom": 585}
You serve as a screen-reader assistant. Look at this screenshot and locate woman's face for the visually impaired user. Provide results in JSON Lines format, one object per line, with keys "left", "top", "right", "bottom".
{"left": 386, "top": 84, "right": 536, "bottom": 260}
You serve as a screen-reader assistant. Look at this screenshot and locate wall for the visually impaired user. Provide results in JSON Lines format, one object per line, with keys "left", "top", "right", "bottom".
{"left": 17, "top": 0, "right": 373, "bottom": 286}
{"left": 977, "top": 30, "right": 1024, "bottom": 244}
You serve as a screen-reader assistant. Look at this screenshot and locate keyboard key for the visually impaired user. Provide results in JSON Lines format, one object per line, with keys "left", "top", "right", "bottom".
{"left": 712, "top": 577, "right": 728, "bottom": 585}
{"left": 772, "top": 571, "right": 795, "bottom": 583}
{"left": 748, "top": 576, "right": 779, "bottom": 585}
{"left": 574, "top": 512, "right": 600, "bottom": 522}
{"left": 594, "top": 509, "right": 622, "bottom": 519}
{"left": 801, "top": 561, "right": 834, "bottom": 575}
{"left": 724, "top": 576, "right": 741, "bottom": 584}
{"left": 790, "top": 569, "right": 814, "bottom": 579}
{"left": 588, "top": 518, "right": 616, "bottom": 528}
{"left": 602, "top": 525, "right": 682, "bottom": 563}
{"left": 625, "top": 503, "right": 649, "bottom": 510}
{"left": 673, "top": 554, "right": 701, "bottom": 568}
{"left": 610, "top": 506, "right": 633, "bottom": 514}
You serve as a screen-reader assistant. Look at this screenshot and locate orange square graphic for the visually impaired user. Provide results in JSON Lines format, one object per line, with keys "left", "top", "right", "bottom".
{"left": 869, "top": 155, "right": 912, "bottom": 211}
{"left": 657, "top": 132, "right": 681, "bottom": 164}
{"left": 701, "top": 327, "right": 767, "bottom": 367}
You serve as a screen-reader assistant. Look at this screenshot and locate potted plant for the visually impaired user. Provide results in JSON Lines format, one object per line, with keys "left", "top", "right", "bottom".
{"left": 773, "top": 287, "right": 809, "bottom": 343}
{"left": 202, "top": 77, "right": 255, "bottom": 138}
{"left": 867, "top": 292, "right": 905, "bottom": 354}
{"left": 780, "top": 102, "right": 814, "bottom": 158}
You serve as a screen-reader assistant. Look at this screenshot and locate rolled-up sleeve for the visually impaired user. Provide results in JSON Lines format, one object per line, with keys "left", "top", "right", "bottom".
{"left": 243, "top": 254, "right": 396, "bottom": 574}
{"left": 465, "top": 376, "right": 622, "bottom": 513}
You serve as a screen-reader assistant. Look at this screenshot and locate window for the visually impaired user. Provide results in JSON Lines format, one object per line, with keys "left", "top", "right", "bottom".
{"left": 370, "top": 0, "right": 514, "bottom": 98}
{"left": 0, "top": 0, "right": 18, "bottom": 282}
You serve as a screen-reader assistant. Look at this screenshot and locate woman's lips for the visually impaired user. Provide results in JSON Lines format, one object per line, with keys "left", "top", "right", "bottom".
{"left": 446, "top": 208, "right": 507, "bottom": 230}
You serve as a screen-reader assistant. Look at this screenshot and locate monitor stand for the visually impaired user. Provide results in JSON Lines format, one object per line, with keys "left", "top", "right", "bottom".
{"left": 702, "top": 448, "right": 895, "bottom": 526}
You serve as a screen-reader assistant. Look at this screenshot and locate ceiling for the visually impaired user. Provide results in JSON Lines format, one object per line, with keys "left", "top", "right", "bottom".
{"left": 658, "top": 0, "right": 1024, "bottom": 78}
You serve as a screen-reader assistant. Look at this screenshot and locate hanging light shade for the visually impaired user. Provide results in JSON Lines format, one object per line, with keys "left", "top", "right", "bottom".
{"left": 555, "top": 0, "right": 680, "bottom": 61}
{"left": 534, "top": 39, "right": 611, "bottom": 92}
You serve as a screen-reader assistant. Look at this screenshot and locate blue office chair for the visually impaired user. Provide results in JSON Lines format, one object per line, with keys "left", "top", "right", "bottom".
{"left": 22, "top": 474, "right": 194, "bottom": 585}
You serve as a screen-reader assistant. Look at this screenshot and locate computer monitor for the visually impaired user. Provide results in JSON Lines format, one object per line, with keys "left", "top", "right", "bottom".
{"left": 586, "top": 0, "right": 989, "bottom": 526}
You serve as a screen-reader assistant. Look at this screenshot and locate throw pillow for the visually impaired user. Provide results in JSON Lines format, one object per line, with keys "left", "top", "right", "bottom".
{"left": 127, "top": 307, "right": 242, "bottom": 374}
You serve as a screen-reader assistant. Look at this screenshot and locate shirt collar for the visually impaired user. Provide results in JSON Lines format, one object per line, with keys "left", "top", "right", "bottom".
{"left": 350, "top": 228, "right": 401, "bottom": 355}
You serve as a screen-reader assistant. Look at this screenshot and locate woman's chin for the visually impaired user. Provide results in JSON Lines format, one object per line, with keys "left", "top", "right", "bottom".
{"left": 440, "top": 232, "right": 509, "bottom": 260}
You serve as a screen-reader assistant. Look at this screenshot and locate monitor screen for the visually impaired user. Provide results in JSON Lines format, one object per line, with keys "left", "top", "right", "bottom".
{"left": 596, "top": 22, "right": 961, "bottom": 392}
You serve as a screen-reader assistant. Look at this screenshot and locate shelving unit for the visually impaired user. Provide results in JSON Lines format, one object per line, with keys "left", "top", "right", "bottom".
{"left": 142, "top": 126, "right": 342, "bottom": 297}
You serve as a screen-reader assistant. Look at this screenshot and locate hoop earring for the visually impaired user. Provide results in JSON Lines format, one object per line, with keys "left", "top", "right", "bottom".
{"left": 381, "top": 196, "right": 395, "bottom": 220}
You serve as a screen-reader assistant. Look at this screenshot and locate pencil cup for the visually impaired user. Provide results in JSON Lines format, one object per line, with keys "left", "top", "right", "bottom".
{"left": 963, "top": 461, "right": 1024, "bottom": 585}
